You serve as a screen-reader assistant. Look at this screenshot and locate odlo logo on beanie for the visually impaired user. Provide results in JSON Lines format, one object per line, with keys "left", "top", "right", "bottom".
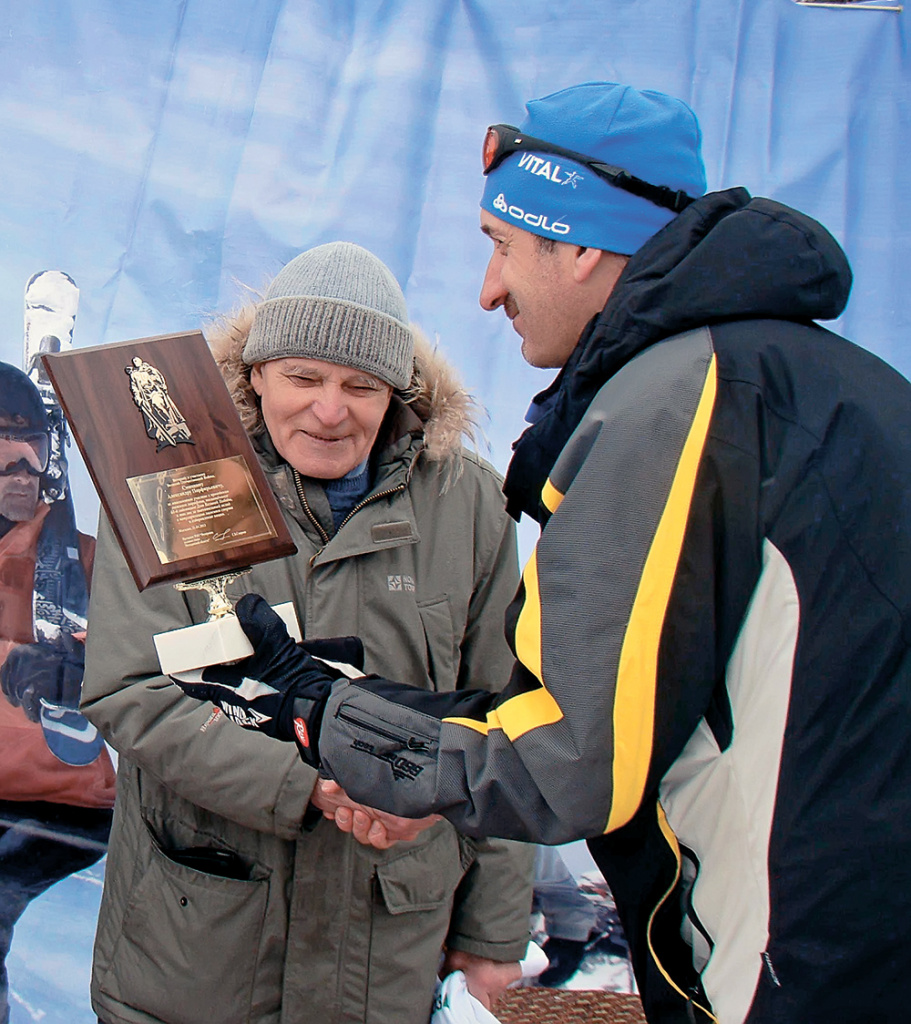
{"left": 493, "top": 192, "right": 571, "bottom": 236}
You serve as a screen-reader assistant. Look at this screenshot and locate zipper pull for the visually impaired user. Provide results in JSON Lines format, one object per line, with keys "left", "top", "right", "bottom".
{"left": 762, "top": 951, "right": 781, "bottom": 988}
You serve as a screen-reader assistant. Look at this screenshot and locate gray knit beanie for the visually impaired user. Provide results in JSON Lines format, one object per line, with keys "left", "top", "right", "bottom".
{"left": 243, "top": 242, "right": 414, "bottom": 389}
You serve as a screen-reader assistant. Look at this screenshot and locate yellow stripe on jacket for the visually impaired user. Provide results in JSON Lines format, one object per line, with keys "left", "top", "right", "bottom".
{"left": 605, "top": 355, "right": 717, "bottom": 833}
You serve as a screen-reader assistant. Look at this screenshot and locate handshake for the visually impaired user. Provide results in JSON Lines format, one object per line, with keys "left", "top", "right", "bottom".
{"left": 171, "top": 593, "right": 440, "bottom": 850}
{"left": 309, "top": 777, "right": 442, "bottom": 850}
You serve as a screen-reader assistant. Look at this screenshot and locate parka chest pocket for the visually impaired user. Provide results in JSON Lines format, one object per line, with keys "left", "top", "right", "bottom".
{"left": 102, "top": 835, "right": 270, "bottom": 1024}
{"left": 417, "top": 596, "right": 458, "bottom": 693}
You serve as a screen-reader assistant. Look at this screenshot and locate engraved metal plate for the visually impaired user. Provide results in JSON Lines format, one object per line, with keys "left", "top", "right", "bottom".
{"left": 127, "top": 454, "right": 276, "bottom": 564}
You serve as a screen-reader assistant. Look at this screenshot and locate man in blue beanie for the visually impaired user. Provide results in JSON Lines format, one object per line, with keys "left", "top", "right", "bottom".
{"left": 172, "top": 83, "right": 911, "bottom": 1023}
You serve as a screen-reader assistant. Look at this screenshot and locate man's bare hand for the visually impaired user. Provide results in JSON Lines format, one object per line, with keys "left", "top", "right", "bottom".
{"left": 311, "top": 778, "right": 442, "bottom": 849}
{"left": 440, "top": 949, "right": 521, "bottom": 1010}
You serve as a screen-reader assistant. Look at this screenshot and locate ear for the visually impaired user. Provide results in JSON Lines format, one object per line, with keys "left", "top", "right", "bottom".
{"left": 572, "top": 245, "right": 605, "bottom": 284}
{"left": 250, "top": 363, "right": 264, "bottom": 396}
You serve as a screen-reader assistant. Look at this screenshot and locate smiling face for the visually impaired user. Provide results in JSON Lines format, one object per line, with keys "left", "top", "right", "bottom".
{"left": 478, "top": 210, "right": 592, "bottom": 369}
{"left": 250, "top": 357, "right": 392, "bottom": 480}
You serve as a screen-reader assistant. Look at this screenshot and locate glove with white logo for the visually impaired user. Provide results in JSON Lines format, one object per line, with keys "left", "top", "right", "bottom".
{"left": 170, "top": 593, "right": 363, "bottom": 767}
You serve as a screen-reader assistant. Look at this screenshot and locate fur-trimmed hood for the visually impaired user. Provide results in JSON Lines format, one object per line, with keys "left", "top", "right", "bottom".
{"left": 205, "top": 305, "right": 481, "bottom": 469}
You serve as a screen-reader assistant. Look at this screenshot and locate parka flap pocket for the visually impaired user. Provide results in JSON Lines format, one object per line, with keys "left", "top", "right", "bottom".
{"left": 417, "top": 595, "right": 458, "bottom": 693}
{"left": 375, "top": 822, "right": 465, "bottom": 914}
{"left": 104, "top": 836, "right": 270, "bottom": 1024}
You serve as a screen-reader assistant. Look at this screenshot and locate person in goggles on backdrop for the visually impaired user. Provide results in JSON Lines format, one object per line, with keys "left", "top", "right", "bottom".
{"left": 0, "top": 419, "right": 49, "bottom": 521}
{"left": 0, "top": 359, "right": 114, "bottom": 1024}
{"left": 153, "top": 81, "right": 911, "bottom": 1024}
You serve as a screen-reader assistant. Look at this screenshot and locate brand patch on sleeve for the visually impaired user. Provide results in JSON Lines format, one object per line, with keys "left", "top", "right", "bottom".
{"left": 293, "top": 717, "right": 309, "bottom": 748}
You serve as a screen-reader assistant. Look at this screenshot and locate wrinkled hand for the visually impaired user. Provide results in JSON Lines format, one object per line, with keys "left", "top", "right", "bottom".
{"left": 440, "top": 949, "right": 521, "bottom": 1011}
{"left": 311, "top": 778, "right": 441, "bottom": 849}
{"left": 171, "top": 594, "right": 362, "bottom": 766}
{"left": 0, "top": 634, "right": 85, "bottom": 722}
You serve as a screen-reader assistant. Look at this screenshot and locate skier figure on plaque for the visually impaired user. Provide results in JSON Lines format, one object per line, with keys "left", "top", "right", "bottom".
{"left": 125, "top": 356, "right": 193, "bottom": 451}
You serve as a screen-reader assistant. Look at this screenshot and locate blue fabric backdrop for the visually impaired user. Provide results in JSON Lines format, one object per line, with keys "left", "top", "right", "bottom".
{"left": 0, "top": 0, "right": 907, "bottom": 536}
{"left": 0, "top": 4, "right": 908, "bottom": 1021}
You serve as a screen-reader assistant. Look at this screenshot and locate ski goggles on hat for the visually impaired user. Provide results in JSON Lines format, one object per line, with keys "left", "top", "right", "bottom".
{"left": 482, "top": 124, "right": 696, "bottom": 214}
{"left": 0, "top": 431, "right": 50, "bottom": 476}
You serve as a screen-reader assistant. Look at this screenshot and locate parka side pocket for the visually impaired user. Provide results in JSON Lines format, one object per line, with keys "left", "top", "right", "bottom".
{"left": 101, "top": 835, "right": 269, "bottom": 1024}
{"left": 417, "top": 596, "right": 458, "bottom": 693}
{"left": 367, "top": 823, "right": 467, "bottom": 1023}
{"left": 374, "top": 820, "right": 465, "bottom": 915}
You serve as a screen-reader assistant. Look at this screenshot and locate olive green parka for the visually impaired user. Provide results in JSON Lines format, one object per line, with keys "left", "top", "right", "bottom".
{"left": 80, "top": 314, "right": 534, "bottom": 1024}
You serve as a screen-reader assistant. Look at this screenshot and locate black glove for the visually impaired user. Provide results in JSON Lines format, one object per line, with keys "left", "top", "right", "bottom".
{"left": 538, "top": 936, "right": 590, "bottom": 988}
{"left": 171, "top": 593, "right": 363, "bottom": 767}
{"left": 0, "top": 633, "right": 86, "bottom": 722}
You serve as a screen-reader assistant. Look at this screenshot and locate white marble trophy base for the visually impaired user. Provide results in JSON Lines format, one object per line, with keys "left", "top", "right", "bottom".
{"left": 154, "top": 601, "right": 302, "bottom": 675}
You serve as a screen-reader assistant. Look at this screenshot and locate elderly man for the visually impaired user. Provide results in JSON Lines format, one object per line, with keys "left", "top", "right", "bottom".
{"left": 0, "top": 361, "right": 114, "bottom": 1024}
{"left": 172, "top": 84, "right": 911, "bottom": 1023}
{"left": 81, "top": 242, "right": 533, "bottom": 1024}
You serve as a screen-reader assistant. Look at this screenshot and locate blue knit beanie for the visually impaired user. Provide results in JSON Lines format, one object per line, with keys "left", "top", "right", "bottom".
{"left": 480, "top": 82, "right": 707, "bottom": 255}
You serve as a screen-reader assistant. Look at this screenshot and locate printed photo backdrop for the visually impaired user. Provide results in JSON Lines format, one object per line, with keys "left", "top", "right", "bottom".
{"left": 0, "top": 2, "right": 907, "bottom": 1020}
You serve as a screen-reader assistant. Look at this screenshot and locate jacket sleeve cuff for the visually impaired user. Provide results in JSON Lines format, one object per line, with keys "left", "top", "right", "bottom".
{"left": 446, "top": 838, "right": 535, "bottom": 961}
{"left": 444, "top": 933, "right": 531, "bottom": 963}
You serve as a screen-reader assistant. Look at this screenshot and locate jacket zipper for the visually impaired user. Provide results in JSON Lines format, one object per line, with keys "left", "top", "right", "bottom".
{"left": 292, "top": 469, "right": 407, "bottom": 553}
{"left": 335, "top": 707, "right": 432, "bottom": 752}
{"left": 293, "top": 470, "right": 330, "bottom": 545}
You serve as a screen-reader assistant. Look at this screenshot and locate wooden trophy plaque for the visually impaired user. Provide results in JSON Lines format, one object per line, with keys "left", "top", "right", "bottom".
{"left": 43, "top": 331, "right": 301, "bottom": 672}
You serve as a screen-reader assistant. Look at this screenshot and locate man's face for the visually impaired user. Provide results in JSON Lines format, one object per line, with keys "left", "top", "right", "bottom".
{"left": 0, "top": 428, "right": 45, "bottom": 522}
{"left": 0, "top": 468, "right": 40, "bottom": 522}
{"left": 479, "top": 210, "right": 589, "bottom": 369}
{"left": 250, "top": 357, "right": 392, "bottom": 480}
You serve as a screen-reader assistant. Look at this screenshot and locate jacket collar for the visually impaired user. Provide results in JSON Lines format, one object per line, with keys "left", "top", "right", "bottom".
{"left": 503, "top": 188, "right": 853, "bottom": 523}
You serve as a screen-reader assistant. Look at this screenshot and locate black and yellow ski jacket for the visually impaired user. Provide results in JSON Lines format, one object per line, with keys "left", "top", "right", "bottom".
{"left": 321, "top": 188, "right": 911, "bottom": 1023}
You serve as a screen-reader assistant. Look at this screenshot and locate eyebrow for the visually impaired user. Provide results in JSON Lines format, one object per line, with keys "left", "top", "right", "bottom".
{"left": 283, "top": 365, "right": 385, "bottom": 388}
{"left": 280, "top": 363, "right": 321, "bottom": 375}
{"left": 480, "top": 223, "right": 509, "bottom": 244}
